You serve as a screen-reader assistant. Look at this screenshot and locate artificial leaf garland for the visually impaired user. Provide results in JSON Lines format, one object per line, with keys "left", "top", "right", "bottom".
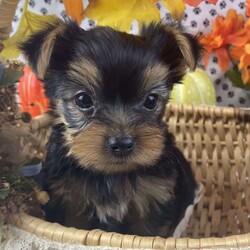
{"left": 0, "top": 0, "right": 59, "bottom": 59}
{"left": 200, "top": 7, "right": 250, "bottom": 87}
{"left": 63, "top": 0, "right": 84, "bottom": 24}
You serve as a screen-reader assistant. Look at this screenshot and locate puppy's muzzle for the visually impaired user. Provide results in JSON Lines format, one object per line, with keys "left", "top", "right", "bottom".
{"left": 108, "top": 136, "right": 135, "bottom": 157}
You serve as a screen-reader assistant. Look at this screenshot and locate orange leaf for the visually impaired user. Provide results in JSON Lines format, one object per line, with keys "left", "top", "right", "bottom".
{"left": 241, "top": 67, "right": 250, "bottom": 84}
{"left": 216, "top": 47, "right": 230, "bottom": 72}
{"left": 183, "top": 0, "right": 218, "bottom": 6}
{"left": 199, "top": 9, "right": 248, "bottom": 71}
{"left": 230, "top": 46, "right": 245, "bottom": 61}
{"left": 247, "top": 0, "right": 250, "bottom": 17}
{"left": 226, "top": 33, "right": 248, "bottom": 47}
{"left": 183, "top": 0, "right": 202, "bottom": 6}
{"left": 244, "top": 44, "right": 250, "bottom": 54}
{"left": 63, "top": 0, "right": 84, "bottom": 24}
{"left": 208, "top": 0, "right": 218, "bottom": 4}
{"left": 239, "top": 53, "right": 250, "bottom": 69}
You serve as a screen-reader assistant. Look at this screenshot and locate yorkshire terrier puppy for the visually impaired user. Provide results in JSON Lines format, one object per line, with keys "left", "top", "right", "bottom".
{"left": 20, "top": 18, "right": 201, "bottom": 237}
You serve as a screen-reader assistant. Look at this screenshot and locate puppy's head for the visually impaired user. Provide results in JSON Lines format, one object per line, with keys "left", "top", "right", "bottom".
{"left": 20, "top": 19, "right": 202, "bottom": 173}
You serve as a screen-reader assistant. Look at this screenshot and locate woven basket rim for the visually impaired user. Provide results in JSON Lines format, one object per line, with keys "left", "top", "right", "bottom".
{"left": 165, "top": 103, "right": 250, "bottom": 122}
{"left": 8, "top": 103, "right": 250, "bottom": 249}
{"left": 9, "top": 213, "right": 250, "bottom": 249}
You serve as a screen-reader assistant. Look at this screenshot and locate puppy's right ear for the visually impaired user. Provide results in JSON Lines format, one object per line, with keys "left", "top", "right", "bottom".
{"left": 19, "top": 18, "right": 80, "bottom": 80}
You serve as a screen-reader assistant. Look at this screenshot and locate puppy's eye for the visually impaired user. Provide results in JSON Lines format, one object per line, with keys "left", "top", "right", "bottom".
{"left": 75, "top": 92, "right": 93, "bottom": 110}
{"left": 143, "top": 94, "right": 158, "bottom": 110}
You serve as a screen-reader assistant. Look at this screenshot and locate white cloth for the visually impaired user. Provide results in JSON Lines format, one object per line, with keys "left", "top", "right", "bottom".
{"left": 1, "top": 226, "right": 149, "bottom": 250}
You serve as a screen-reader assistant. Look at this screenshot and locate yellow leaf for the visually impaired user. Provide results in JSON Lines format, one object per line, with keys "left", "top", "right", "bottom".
{"left": 84, "top": 0, "right": 161, "bottom": 32}
{"left": 161, "top": 0, "right": 186, "bottom": 20}
{"left": 1, "top": 9, "right": 58, "bottom": 59}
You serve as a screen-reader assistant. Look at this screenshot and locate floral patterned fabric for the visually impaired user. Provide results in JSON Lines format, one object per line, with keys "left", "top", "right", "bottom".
{"left": 11, "top": 0, "right": 250, "bottom": 107}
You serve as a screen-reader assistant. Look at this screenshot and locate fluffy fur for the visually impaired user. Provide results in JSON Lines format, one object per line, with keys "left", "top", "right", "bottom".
{"left": 20, "top": 18, "right": 201, "bottom": 237}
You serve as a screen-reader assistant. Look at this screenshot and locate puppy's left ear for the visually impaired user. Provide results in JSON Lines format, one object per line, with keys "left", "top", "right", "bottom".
{"left": 19, "top": 18, "right": 81, "bottom": 80}
{"left": 170, "top": 29, "right": 202, "bottom": 71}
{"left": 141, "top": 22, "right": 203, "bottom": 84}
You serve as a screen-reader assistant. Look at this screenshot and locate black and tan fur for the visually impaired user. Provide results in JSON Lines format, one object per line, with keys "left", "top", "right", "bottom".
{"left": 19, "top": 18, "right": 201, "bottom": 237}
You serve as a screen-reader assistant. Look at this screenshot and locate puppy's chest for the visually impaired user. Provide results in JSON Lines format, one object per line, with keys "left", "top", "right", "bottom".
{"left": 50, "top": 173, "right": 176, "bottom": 223}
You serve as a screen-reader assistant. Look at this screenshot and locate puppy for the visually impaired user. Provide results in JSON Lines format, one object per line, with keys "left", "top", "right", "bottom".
{"left": 20, "top": 19, "right": 201, "bottom": 237}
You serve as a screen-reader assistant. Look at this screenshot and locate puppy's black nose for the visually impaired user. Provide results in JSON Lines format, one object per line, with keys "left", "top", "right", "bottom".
{"left": 108, "top": 137, "right": 135, "bottom": 157}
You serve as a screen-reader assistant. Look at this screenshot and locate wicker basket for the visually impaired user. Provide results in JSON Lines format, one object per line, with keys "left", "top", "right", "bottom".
{"left": 8, "top": 103, "right": 250, "bottom": 249}
{"left": 0, "top": 0, "right": 19, "bottom": 44}
{"left": 1, "top": 1, "right": 250, "bottom": 248}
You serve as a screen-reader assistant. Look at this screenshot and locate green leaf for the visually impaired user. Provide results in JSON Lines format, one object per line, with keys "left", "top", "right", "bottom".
{"left": 225, "top": 69, "right": 250, "bottom": 90}
{"left": 0, "top": 67, "right": 24, "bottom": 87}
{"left": 0, "top": 190, "right": 9, "bottom": 200}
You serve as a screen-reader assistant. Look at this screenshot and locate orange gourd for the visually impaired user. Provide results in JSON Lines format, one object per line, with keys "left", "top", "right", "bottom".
{"left": 18, "top": 66, "right": 49, "bottom": 117}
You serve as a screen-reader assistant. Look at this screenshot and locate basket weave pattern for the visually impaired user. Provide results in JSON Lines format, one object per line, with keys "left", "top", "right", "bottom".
{"left": 11, "top": 103, "right": 250, "bottom": 249}
{"left": 0, "top": 0, "right": 19, "bottom": 41}
{"left": 165, "top": 104, "right": 250, "bottom": 239}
